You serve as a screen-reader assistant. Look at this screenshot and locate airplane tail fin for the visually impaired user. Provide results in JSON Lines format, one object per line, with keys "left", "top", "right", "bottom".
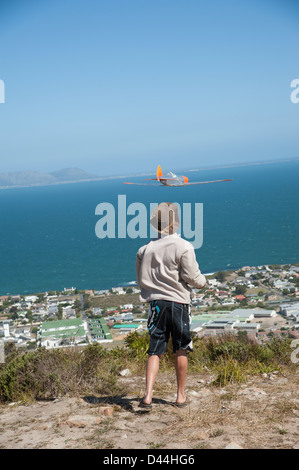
{"left": 157, "top": 165, "right": 163, "bottom": 181}
{"left": 143, "top": 165, "right": 163, "bottom": 181}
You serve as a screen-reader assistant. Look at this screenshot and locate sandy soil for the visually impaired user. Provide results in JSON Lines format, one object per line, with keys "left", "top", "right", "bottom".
{"left": 0, "top": 371, "right": 299, "bottom": 450}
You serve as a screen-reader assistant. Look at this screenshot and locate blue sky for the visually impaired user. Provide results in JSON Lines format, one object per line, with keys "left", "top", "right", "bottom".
{"left": 0, "top": 0, "right": 299, "bottom": 176}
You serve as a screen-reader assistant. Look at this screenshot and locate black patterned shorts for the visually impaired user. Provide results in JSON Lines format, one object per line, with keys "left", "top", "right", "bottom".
{"left": 147, "top": 300, "right": 193, "bottom": 355}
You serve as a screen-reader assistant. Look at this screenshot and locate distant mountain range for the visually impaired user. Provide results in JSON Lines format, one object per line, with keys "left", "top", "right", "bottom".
{"left": 0, "top": 168, "right": 101, "bottom": 188}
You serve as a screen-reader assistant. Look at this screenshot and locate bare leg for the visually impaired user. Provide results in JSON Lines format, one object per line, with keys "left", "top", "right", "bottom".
{"left": 143, "top": 354, "right": 161, "bottom": 404}
{"left": 175, "top": 350, "right": 188, "bottom": 404}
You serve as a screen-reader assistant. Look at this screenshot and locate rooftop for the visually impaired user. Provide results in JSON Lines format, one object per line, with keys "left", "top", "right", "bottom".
{"left": 41, "top": 326, "right": 86, "bottom": 338}
{"left": 112, "top": 324, "right": 141, "bottom": 329}
{"left": 41, "top": 318, "right": 83, "bottom": 331}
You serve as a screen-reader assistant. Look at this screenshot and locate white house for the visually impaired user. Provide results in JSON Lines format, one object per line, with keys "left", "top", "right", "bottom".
{"left": 121, "top": 304, "right": 133, "bottom": 310}
{"left": 112, "top": 287, "right": 126, "bottom": 295}
{"left": 0, "top": 320, "right": 12, "bottom": 338}
{"left": 221, "top": 299, "right": 236, "bottom": 306}
{"left": 207, "top": 279, "right": 221, "bottom": 287}
{"left": 25, "top": 295, "right": 38, "bottom": 302}
{"left": 63, "top": 287, "right": 76, "bottom": 293}
{"left": 92, "top": 307, "right": 103, "bottom": 315}
{"left": 42, "top": 338, "right": 60, "bottom": 349}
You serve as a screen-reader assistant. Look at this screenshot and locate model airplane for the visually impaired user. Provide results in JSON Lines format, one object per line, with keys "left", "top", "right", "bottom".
{"left": 123, "top": 165, "right": 233, "bottom": 187}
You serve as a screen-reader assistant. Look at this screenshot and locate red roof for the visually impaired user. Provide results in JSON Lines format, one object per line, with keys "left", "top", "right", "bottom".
{"left": 217, "top": 291, "right": 228, "bottom": 296}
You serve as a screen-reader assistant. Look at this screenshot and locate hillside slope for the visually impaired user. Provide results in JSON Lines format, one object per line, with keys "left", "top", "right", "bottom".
{"left": 1, "top": 371, "right": 298, "bottom": 449}
{"left": 0, "top": 167, "right": 100, "bottom": 188}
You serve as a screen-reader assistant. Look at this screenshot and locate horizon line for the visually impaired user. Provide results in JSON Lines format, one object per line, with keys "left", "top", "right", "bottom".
{"left": 0, "top": 156, "right": 298, "bottom": 190}
{"left": 85, "top": 155, "right": 299, "bottom": 179}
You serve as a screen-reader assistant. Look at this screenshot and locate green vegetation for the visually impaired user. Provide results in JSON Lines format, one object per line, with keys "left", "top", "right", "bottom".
{"left": 0, "top": 331, "right": 296, "bottom": 403}
{"left": 235, "top": 285, "right": 247, "bottom": 295}
{"left": 0, "top": 343, "right": 123, "bottom": 403}
{"left": 57, "top": 305, "right": 63, "bottom": 320}
{"left": 214, "top": 271, "right": 227, "bottom": 282}
{"left": 83, "top": 295, "right": 92, "bottom": 310}
{"left": 73, "top": 299, "right": 82, "bottom": 313}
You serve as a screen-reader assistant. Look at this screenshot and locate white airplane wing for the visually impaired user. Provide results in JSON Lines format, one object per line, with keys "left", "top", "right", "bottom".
{"left": 184, "top": 179, "right": 233, "bottom": 185}
{"left": 123, "top": 178, "right": 233, "bottom": 186}
{"left": 123, "top": 182, "right": 160, "bottom": 185}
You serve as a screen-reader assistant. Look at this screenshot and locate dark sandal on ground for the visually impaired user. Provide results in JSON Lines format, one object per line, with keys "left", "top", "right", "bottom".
{"left": 139, "top": 399, "right": 152, "bottom": 410}
{"left": 173, "top": 396, "right": 191, "bottom": 408}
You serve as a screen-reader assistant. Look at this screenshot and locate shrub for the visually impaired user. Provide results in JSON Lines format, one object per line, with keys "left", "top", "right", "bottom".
{"left": 124, "top": 331, "right": 150, "bottom": 361}
{"left": 212, "top": 358, "right": 247, "bottom": 387}
{"left": 0, "top": 344, "right": 123, "bottom": 403}
{"left": 189, "top": 333, "right": 295, "bottom": 386}
{"left": 0, "top": 332, "right": 296, "bottom": 401}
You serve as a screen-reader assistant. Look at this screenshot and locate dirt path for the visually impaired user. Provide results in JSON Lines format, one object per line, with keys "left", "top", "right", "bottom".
{"left": 1, "top": 371, "right": 299, "bottom": 449}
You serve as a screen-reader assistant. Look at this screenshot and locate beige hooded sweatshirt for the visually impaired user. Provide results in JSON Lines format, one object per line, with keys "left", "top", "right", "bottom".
{"left": 136, "top": 233, "right": 206, "bottom": 304}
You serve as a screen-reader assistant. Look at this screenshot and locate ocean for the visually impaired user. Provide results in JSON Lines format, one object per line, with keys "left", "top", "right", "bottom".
{"left": 0, "top": 159, "right": 298, "bottom": 296}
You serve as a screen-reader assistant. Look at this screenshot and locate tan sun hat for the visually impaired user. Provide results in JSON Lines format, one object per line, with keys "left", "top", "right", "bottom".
{"left": 150, "top": 202, "right": 180, "bottom": 234}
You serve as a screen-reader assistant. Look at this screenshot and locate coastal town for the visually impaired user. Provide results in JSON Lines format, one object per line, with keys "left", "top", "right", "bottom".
{"left": 1, "top": 263, "right": 299, "bottom": 352}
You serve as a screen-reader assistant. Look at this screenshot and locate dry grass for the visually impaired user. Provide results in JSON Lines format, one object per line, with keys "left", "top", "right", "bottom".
{"left": 0, "top": 371, "right": 299, "bottom": 449}
{"left": 90, "top": 293, "right": 141, "bottom": 310}
{"left": 152, "top": 373, "right": 299, "bottom": 449}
